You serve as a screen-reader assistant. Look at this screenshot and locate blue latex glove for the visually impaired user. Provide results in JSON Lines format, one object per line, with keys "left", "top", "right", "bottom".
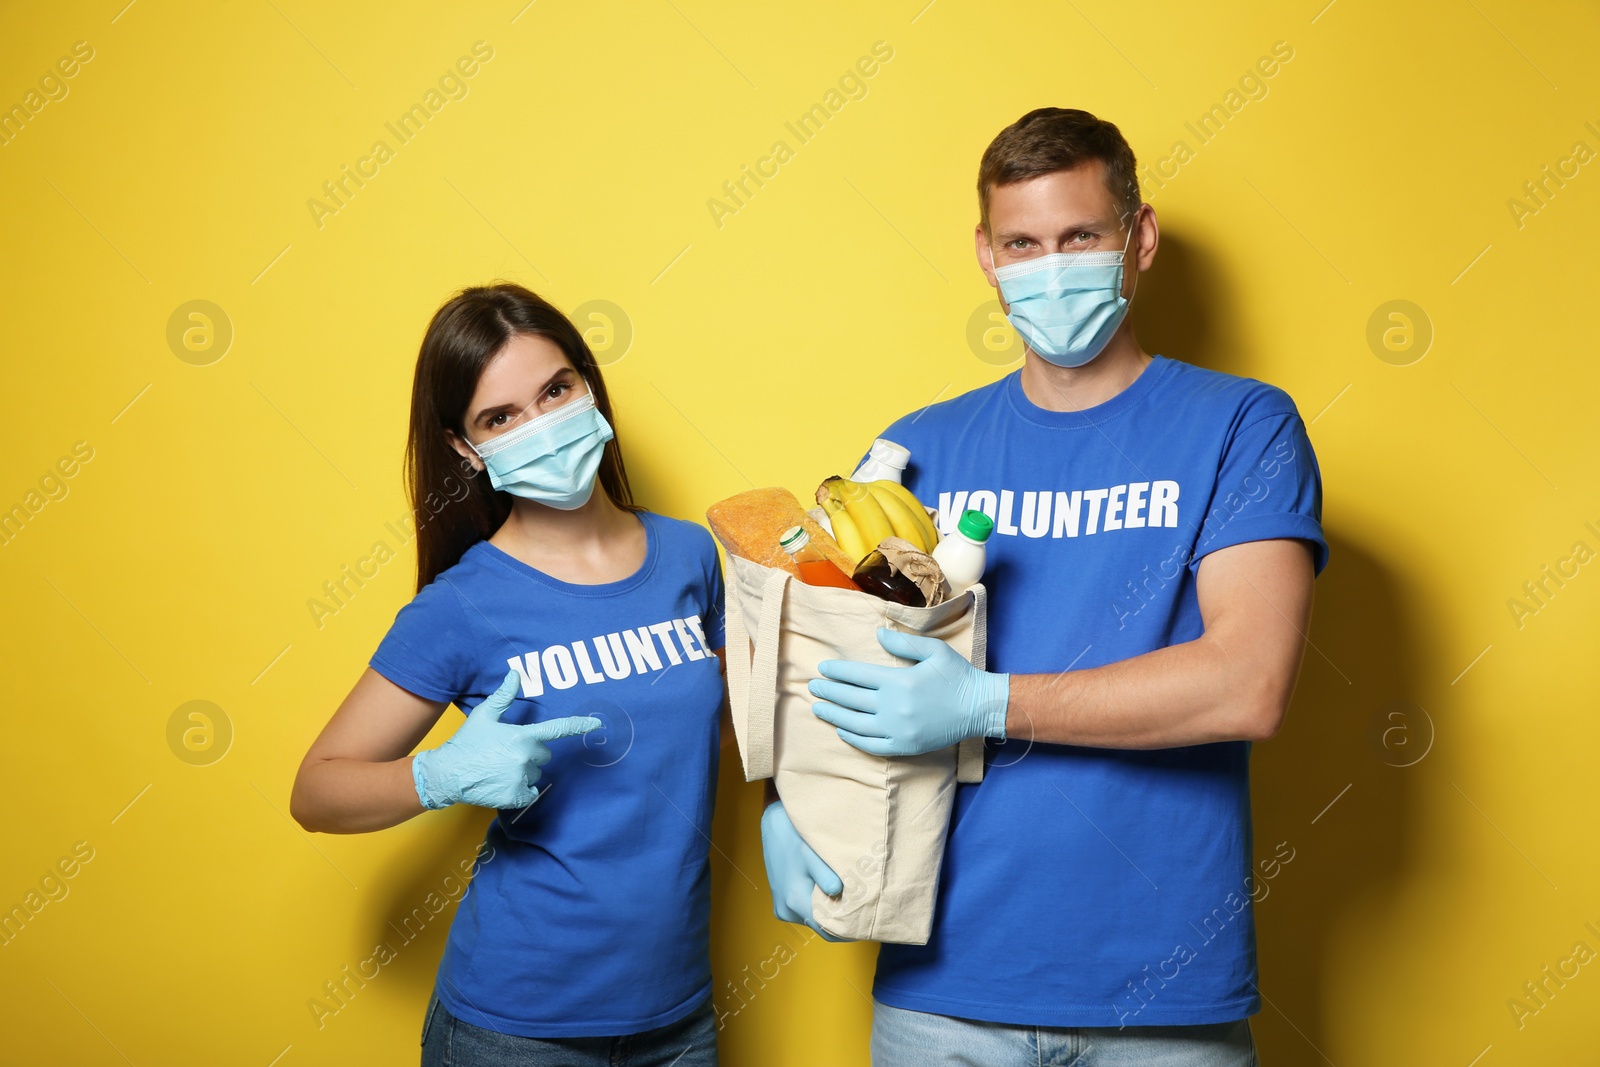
{"left": 759, "top": 800, "right": 848, "bottom": 941}
{"left": 412, "top": 669, "right": 602, "bottom": 810}
{"left": 810, "top": 628, "right": 1010, "bottom": 757}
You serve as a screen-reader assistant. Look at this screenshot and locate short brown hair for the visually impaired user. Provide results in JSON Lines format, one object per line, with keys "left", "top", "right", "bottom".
{"left": 977, "top": 108, "right": 1140, "bottom": 234}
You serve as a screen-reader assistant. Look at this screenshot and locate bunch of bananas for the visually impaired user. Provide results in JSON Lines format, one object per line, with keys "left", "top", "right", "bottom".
{"left": 816, "top": 477, "right": 940, "bottom": 563}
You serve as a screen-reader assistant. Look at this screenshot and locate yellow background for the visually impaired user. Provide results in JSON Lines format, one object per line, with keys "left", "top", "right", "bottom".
{"left": 3, "top": 1, "right": 1597, "bottom": 1063}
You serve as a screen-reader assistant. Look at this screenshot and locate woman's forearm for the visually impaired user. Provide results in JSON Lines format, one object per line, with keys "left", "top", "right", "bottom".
{"left": 291, "top": 756, "right": 429, "bottom": 834}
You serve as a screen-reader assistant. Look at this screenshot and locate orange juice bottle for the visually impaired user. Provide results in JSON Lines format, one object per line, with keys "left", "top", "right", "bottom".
{"left": 778, "top": 525, "right": 860, "bottom": 590}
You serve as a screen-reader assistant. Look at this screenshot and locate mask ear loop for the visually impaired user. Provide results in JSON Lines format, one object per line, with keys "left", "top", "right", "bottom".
{"left": 1120, "top": 206, "right": 1141, "bottom": 305}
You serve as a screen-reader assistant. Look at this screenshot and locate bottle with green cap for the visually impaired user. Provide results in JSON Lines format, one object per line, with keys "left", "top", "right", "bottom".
{"left": 931, "top": 509, "right": 994, "bottom": 594}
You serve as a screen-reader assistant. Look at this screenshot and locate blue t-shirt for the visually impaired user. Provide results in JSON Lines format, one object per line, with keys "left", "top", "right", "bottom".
{"left": 866, "top": 355, "right": 1327, "bottom": 1028}
{"left": 368, "top": 510, "right": 726, "bottom": 1038}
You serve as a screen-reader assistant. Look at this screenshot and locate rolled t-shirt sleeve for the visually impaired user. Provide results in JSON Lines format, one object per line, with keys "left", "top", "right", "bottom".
{"left": 1189, "top": 407, "right": 1329, "bottom": 577}
{"left": 368, "top": 577, "right": 476, "bottom": 704}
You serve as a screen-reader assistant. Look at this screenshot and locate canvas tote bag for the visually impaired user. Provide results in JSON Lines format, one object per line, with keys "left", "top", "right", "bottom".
{"left": 723, "top": 551, "right": 988, "bottom": 945}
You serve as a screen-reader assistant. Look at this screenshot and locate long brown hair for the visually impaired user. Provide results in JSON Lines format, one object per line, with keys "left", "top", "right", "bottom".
{"left": 405, "top": 282, "right": 642, "bottom": 591}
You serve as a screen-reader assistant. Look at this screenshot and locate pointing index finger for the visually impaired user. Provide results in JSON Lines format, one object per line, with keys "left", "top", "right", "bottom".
{"left": 525, "top": 715, "right": 605, "bottom": 742}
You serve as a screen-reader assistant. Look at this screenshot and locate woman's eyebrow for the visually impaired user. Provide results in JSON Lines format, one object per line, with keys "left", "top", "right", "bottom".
{"left": 472, "top": 402, "right": 516, "bottom": 427}
{"left": 540, "top": 366, "right": 575, "bottom": 391}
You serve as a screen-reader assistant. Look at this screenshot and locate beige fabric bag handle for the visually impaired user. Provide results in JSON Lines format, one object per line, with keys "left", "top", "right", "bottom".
{"left": 723, "top": 560, "right": 787, "bottom": 781}
{"left": 742, "top": 567, "right": 790, "bottom": 780}
{"left": 955, "top": 581, "right": 989, "bottom": 784}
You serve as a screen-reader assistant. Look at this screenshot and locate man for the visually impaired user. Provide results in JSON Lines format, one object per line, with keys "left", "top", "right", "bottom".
{"left": 760, "top": 107, "right": 1327, "bottom": 1065}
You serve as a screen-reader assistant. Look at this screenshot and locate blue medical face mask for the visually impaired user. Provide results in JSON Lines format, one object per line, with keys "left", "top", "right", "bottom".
{"left": 469, "top": 385, "right": 615, "bottom": 509}
{"left": 990, "top": 219, "right": 1138, "bottom": 368}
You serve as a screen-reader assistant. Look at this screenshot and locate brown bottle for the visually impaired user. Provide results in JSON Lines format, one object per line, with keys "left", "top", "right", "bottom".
{"left": 850, "top": 550, "right": 927, "bottom": 606}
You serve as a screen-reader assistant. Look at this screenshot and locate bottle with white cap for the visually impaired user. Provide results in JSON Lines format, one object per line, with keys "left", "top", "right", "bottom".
{"left": 850, "top": 438, "right": 911, "bottom": 484}
{"left": 931, "top": 509, "right": 994, "bottom": 594}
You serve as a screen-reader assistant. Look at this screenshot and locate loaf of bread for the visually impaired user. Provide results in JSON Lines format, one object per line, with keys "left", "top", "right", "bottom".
{"left": 707, "top": 487, "right": 856, "bottom": 576}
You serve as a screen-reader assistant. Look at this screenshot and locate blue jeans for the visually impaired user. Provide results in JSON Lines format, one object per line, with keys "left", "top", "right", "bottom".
{"left": 871, "top": 999, "right": 1258, "bottom": 1067}
{"left": 420, "top": 990, "right": 718, "bottom": 1067}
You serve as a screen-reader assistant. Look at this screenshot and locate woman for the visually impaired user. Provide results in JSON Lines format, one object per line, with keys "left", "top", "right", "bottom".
{"left": 290, "top": 282, "right": 728, "bottom": 1065}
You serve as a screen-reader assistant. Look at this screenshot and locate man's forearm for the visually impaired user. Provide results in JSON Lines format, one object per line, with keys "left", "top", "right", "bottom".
{"left": 1005, "top": 633, "right": 1280, "bottom": 749}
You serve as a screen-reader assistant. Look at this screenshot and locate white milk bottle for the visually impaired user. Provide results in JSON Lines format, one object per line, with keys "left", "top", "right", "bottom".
{"left": 931, "top": 509, "right": 993, "bottom": 594}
